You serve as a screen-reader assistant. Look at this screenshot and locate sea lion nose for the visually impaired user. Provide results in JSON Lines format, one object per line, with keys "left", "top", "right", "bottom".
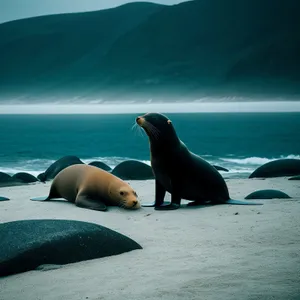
{"left": 132, "top": 200, "right": 138, "bottom": 206}
{"left": 136, "top": 117, "right": 143, "bottom": 125}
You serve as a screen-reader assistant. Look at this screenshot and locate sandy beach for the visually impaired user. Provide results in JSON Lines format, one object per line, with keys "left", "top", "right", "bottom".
{"left": 1, "top": 177, "right": 300, "bottom": 300}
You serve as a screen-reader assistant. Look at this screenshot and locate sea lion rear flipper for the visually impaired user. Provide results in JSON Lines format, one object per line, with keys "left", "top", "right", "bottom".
{"left": 75, "top": 195, "right": 107, "bottom": 211}
{"left": 30, "top": 196, "right": 49, "bottom": 201}
{"left": 0, "top": 196, "right": 10, "bottom": 201}
{"left": 226, "top": 199, "right": 263, "bottom": 206}
{"left": 142, "top": 201, "right": 171, "bottom": 207}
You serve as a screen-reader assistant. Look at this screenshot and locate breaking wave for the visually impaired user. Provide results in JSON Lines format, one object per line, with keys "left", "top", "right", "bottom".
{"left": 0, "top": 154, "right": 298, "bottom": 179}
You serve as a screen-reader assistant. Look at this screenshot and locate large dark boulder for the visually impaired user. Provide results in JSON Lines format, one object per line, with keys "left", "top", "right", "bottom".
{"left": 0, "top": 172, "right": 22, "bottom": 187}
{"left": 249, "top": 159, "right": 300, "bottom": 178}
{"left": 0, "top": 219, "right": 142, "bottom": 277}
{"left": 112, "top": 160, "right": 154, "bottom": 180}
{"left": 38, "top": 156, "right": 84, "bottom": 181}
{"left": 12, "top": 172, "right": 39, "bottom": 183}
{"left": 88, "top": 161, "right": 112, "bottom": 172}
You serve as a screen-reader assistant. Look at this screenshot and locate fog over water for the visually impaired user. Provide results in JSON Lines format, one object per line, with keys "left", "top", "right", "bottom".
{"left": 0, "top": 101, "right": 299, "bottom": 114}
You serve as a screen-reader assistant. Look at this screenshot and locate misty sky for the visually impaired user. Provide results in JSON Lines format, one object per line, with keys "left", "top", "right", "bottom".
{"left": 0, "top": 0, "right": 188, "bottom": 24}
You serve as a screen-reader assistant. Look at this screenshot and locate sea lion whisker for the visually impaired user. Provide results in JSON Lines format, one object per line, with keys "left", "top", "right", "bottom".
{"left": 119, "top": 200, "right": 127, "bottom": 208}
{"left": 132, "top": 122, "right": 146, "bottom": 138}
{"left": 131, "top": 123, "right": 137, "bottom": 131}
{"left": 137, "top": 125, "right": 146, "bottom": 139}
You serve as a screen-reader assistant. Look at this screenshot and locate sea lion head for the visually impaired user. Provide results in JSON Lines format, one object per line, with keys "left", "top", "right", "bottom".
{"left": 111, "top": 184, "right": 140, "bottom": 209}
{"left": 136, "top": 112, "right": 179, "bottom": 149}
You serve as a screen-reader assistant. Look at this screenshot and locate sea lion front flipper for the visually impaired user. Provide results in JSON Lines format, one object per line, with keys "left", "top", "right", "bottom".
{"left": 142, "top": 179, "right": 167, "bottom": 207}
{"left": 142, "top": 201, "right": 171, "bottom": 207}
{"left": 0, "top": 196, "right": 10, "bottom": 201}
{"left": 75, "top": 195, "right": 107, "bottom": 211}
{"left": 155, "top": 179, "right": 181, "bottom": 211}
{"left": 154, "top": 202, "right": 180, "bottom": 210}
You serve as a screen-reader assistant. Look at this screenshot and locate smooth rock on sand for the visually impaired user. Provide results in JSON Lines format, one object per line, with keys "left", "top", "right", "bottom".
{"left": 88, "top": 161, "right": 112, "bottom": 171}
{"left": 37, "top": 155, "right": 84, "bottom": 182}
{"left": 245, "top": 189, "right": 291, "bottom": 199}
{"left": 12, "top": 172, "right": 39, "bottom": 183}
{"left": 0, "top": 172, "right": 23, "bottom": 187}
{"left": 0, "top": 219, "right": 142, "bottom": 277}
{"left": 249, "top": 158, "right": 300, "bottom": 178}
{"left": 112, "top": 160, "right": 154, "bottom": 180}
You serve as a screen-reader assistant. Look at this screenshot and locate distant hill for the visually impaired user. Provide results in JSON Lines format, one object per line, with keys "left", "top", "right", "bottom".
{"left": 0, "top": 0, "right": 299, "bottom": 102}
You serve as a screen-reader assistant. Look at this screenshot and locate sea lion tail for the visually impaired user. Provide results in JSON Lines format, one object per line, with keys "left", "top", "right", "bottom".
{"left": 30, "top": 196, "right": 49, "bottom": 201}
{"left": 226, "top": 199, "right": 263, "bottom": 206}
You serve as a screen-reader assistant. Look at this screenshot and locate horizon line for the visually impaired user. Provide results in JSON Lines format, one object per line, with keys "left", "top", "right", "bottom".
{"left": 0, "top": 101, "right": 300, "bottom": 114}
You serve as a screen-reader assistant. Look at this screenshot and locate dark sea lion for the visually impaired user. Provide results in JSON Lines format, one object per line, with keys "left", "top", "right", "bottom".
{"left": 12, "top": 172, "right": 39, "bottom": 183}
{"left": 0, "top": 196, "right": 10, "bottom": 201}
{"left": 112, "top": 160, "right": 155, "bottom": 180}
{"left": 31, "top": 164, "right": 140, "bottom": 211}
{"left": 136, "top": 112, "right": 262, "bottom": 210}
{"left": 0, "top": 219, "right": 142, "bottom": 277}
{"left": 38, "top": 155, "right": 84, "bottom": 182}
{"left": 249, "top": 158, "right": 300, "bottom": 178}
{"left": 245, "top": 189, "right": 291, "bottom": 200}
{"left": 88, "top": 161, "right": 112, "bottom": 172}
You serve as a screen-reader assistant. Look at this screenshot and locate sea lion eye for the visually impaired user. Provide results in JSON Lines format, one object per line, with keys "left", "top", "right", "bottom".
{"left": 120, "top": 191, "right": 124, "bottom": 196}
{"left": 167, "top": 120, "right": 172, "bottom": 124}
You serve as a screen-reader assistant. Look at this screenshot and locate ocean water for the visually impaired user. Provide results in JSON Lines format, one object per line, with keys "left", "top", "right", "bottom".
{"left": 0, "top": 112, "right": 299, "bottom": 178}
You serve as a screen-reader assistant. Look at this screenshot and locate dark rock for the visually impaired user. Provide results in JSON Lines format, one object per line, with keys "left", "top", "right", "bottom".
{"left": 88, "top": 161, "right": 112, "bottom": 172}
{"left": 0, "top": 172, "right": 23, "bottom": 187}
{"left": 0, "top": 219, "right": 142, "bottom": 277}
{"left": 112, "top": 160, "right": 154, "bottom": 180}
{"left": 12, "top": 172, "right": 39, "bottom": 183}
{"left": 41, "top": 156, "right": 84, "bottom": 181}
{"left": 249, "top": 159, "right": 300, "bottom": 178}
{"left": 245, "top": 189, "right": 291, "bottom": 199}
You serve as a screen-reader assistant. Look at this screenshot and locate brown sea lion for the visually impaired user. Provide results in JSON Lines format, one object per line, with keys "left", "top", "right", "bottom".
{"left": 31, "top": 164, "right": 140, "bottom": 211}
{"left": 136, "top": 112, "right": 262, "bottom": 210}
